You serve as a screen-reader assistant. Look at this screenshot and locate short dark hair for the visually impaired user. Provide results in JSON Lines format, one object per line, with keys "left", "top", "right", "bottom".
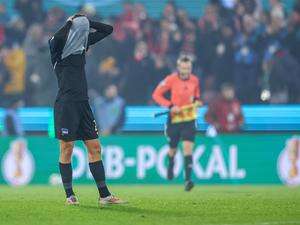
{"left": 221, "top": 83, "right": 234, "bottom": 91}
{"left": 177, "top": 55, "right": 192, "bottom": 65}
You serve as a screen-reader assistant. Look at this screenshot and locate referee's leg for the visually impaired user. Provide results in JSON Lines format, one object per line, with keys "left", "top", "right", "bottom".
{"left": 182, "top": 140, "right": 195, "bottom": 191}
{"left": 182, "top": 140, "right": 194, "bottom": 180}
{"left": 165, "top": 124, "right": 180, "bottom": 180}
{"left": 181, "top": 121, "right": 196, "bottom": 191}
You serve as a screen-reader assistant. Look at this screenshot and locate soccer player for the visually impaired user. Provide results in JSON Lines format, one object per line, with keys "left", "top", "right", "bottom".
{"left": 49, "top": 14, "right": 124, "bottom": 205}
{"left": 152, "top": 56, "right": 201, "bottom": 191}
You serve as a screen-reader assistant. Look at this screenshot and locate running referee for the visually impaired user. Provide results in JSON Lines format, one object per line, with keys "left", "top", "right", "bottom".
{"left": 49, "top": 14, "right": 124, "bottom": 205}
{"left": 152, "top": 56, "right": 201, "bottom": 191}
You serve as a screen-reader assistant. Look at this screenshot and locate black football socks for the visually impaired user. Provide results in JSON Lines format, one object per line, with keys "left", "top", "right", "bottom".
{"left": 169, "top": 155, "right": 175, "bottom": 168}
{"left": 89, "top": 160, "right": 111, "bottom": 198}
{"left": 59, "top": 162, "right": 75, "bottom": 198}
{"left": 167, "top": 155, "right": 175, "bottom": 180}
{"left": 184, "top": 155, "right": 193, "bottom": 181}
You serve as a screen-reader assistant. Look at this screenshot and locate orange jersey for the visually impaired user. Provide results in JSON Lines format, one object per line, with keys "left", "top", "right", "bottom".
{"left": 152, "top": 73, "right": 200, "bottom": 108}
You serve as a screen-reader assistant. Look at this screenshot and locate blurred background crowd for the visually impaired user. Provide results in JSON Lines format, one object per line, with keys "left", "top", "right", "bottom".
{"left": 0, "top": 0, "right": 300, "bottom": 110}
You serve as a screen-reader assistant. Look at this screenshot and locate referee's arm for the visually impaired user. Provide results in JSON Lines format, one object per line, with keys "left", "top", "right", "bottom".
{"left": 152, "top": 77, "right": 173, "bottom": 108}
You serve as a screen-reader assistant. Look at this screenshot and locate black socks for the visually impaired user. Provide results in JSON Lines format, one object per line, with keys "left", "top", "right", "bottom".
{"left": 89, "top": 160, "right": 111, "bottom": 198}
{"left": 168, "top": 155, "right": 175, "bottom": 169}
{"left": 168, "top": 155, "right": 193, "bottom": 182}
{"left": 184, "top": 155, "right": 193, "bottom": 181}
{"left": 59, "top": 162, "right": 75, "bottom": 198}
{"left": 59, "top": 161, "right": 111, "bottom": 198}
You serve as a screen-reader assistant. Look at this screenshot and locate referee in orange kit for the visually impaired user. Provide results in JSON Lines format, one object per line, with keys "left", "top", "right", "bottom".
{"left": 152, "top": 56, "right": 201, "bottom": 191}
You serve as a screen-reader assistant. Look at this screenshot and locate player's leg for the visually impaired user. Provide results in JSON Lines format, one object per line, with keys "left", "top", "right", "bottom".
{"left": 54, "top": 101, "right": 80, "bottom": 204}
{"left": 84, "top": 138, "right": 125, "bottom": 205}
{"left": 59, "top": 140, "right": 79, "bottom": 204}
{"left": 165, "top": 123, "right": 180, "bottom": 180}
{"left": 181, "top": 121, "right": 197, "bottom": 191}
{"left": 80, "top": 102, "right": 124, "bottom": 204}
{"left": 84, "top": 139, "right": 111, "bottom": 198}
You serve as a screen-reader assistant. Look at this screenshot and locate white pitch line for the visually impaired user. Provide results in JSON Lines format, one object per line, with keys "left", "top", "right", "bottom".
{"left": 200, "top": 221, "right": 300, "bottom": 225}
{"left": 258, "top": 222, "right": 300, "bottom": 225}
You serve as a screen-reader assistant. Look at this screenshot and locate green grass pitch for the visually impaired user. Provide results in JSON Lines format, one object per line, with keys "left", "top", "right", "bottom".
{"left": 0, "top": 185, "right": 300, "bottom": 225}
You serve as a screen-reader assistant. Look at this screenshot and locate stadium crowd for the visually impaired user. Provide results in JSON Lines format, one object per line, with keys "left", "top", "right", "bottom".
{"left": 0, "top": 0, "right": 300, "bottom": 108}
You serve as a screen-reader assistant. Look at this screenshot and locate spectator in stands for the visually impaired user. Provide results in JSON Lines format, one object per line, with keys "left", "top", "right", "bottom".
{"left": 202, "top": 76, "right": 218, "bottom": 104}
{"left": 233, "top": 15, "right": 260, "bottom": 103}
{"left": 89, "top": 56, "right": 123, "bottom": 95}
{"left": 111, "top": 16, "right": 135, "bottom": 69}
{"left": 5, "top": 17, "right": 26, "bottom": 47}
{"left": 268, "top": 46, "right": 300, "bottom": 103}
{"left": 92, "top": 85, "right": 126, "bottom": 136}
{"left": 211, "top": 24, "right": 235, "bottom": 87}
{"left": 0, "top": 3, "right": 10, "bottom": 25}
{"left": 121, "top": 2, "right": 147, "bottom": 38}
{"left": 286, "top": 1, "right": 300, "bottom": 64}
{"left": 196, "top": 3, "right": 219, "bottom": 75}
{"left": 205, "top": 83, "right": 244, "bottom": 133}
{"left": 270, "top": 0, "right": 285, "bottom": 21}
{"left": 43, "top": 7, "right": 66, "bottom": 34}
{"left": 23, "top": 24, "right": 56, "bottom": 106}
{"left": 14, "top": 0, "right": 45, "bottom": 27}
{"left": 2, "top": 45, "right": 26, "bottom": 105}
{"left": 2, "top": 98, "right": 24, "bottom": 137}
{"left": 0, "top": 25, "right": 4, "bottom": 47}
{"left": 234, "top": 0, "right": 262, "bottom": 29}
{"left": 0, "top": 50, "right": 9, "bottom": 103}
{"left": 123, "top": 40, "right": 154, "bottom": 104}
{"left": 259, "top": 5, "right": 288, "bottom": 102}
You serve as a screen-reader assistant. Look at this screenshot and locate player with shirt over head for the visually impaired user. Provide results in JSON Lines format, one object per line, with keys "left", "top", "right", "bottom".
{"left": 49, "top": 14, "right": 124, "bottom": 205}
{"left": 152, "top": 56, "right": 201, "bottom": 191}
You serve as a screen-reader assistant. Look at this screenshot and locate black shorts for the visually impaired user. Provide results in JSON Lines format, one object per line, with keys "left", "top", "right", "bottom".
{"left": 165, "top": 120, "right": 197, "bottom": 148}
{"left": 54, "top": 101, "right": 99, "bottom": 141}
